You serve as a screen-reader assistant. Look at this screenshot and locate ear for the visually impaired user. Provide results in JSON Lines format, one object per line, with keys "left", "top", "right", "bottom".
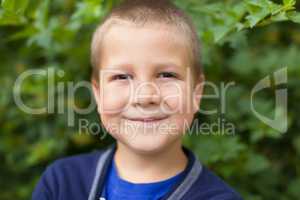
{"left": 91, "top": 78, "right": 101, "bottom": 114}
{"left": 192, "top": 74, "right": 205, "bottom": 113}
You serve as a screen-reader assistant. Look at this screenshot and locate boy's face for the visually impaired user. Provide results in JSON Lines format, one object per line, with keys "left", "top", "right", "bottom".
{"left": 92, "top": 23, "right": 203, "bottom": 154}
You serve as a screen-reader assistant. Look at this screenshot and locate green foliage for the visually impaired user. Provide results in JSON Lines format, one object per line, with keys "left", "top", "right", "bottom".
{"left": 0, "top": 0, "right": 299, "bottom": 199}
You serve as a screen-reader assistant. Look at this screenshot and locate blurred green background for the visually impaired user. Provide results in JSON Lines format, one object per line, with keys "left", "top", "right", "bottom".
{"left": 1, "top": 0, "right": 300, "bottom": 199}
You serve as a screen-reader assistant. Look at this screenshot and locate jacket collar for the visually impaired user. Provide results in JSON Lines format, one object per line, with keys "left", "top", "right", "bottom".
{"left": 88, "top": 144, "right": 202, "bottom": 200}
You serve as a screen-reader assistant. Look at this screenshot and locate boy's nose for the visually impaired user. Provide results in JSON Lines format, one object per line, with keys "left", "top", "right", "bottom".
{"left": 132, "top": 81, "right": 161, "bottom": 107}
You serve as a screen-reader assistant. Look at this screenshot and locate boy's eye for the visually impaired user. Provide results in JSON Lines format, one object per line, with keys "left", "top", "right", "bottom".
{"left": 110, "top": 72, "right": 178, "bottom": 81}
{"left": 157, "top": 72, "right": 178, "bottom": 79}
{"left": 111, "top": 74, "right": 133, "bottom": 80}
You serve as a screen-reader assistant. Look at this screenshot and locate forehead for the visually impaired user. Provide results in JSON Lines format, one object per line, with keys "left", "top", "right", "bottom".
{"left": 99, "top": 22, "right": 192, "bottom": 68}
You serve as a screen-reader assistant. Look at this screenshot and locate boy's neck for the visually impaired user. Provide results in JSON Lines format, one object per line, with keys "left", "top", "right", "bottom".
{"left": 113, "top": 140, "right": 188, "bottom": 183}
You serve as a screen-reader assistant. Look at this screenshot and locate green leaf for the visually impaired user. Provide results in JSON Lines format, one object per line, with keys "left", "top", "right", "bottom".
{"left": 270, "top": 12, "right": 289, "bottom": 22}
{"left": 6, "top": 25, "right": 36, "bottom": 41}
{"left": 0, "top": 0, "right": 28, "bottom": 25}
{"left": 70, "top": 0, "right": 105, "bottom": 26}
{"left": 195, "top": 135, "right": 245, "bottom": 164}
{"left": 287, "top": 178, "right": 300, "bottom": 198}
{"left": 283, "top": 0, "right": 296, "bottom": 7}
{"left": 245, "top": 8, "right": 270, "bottom": 27}
{"left": 212, "top": 25, "right": 234, "bottom": 42}
{"left": 287, "top": 11, "right": 300, "bottom": 23}
{"left": 25, "top": 139, "right": 58, "bottom": 166}
{"left": 243, "top": 152, "right": 270, "bottom": 174}
{"left": 1, "top": 0, "right": 28, "bottom": 15}
{"left": 1, "top": 0, "right": 15, "bottom": 11}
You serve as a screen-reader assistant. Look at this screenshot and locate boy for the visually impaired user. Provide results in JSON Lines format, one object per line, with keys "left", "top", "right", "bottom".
{"left": 32, "top": 0, "right": 243, "bottom": 199}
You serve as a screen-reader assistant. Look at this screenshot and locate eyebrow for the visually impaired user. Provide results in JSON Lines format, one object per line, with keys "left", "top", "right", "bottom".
{"left": 154, "top": 62, "right": 182, "bottom": 69}
{"left": 104, "top": 61, "right": 181, "bottom": 68}
{"left": 102, "top": 60, "right": 186, "bottom": 74}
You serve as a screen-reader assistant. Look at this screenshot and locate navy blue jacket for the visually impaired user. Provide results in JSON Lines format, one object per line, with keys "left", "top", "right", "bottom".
{"left": 32, "top": 145, "right": 243, "bottom": 200}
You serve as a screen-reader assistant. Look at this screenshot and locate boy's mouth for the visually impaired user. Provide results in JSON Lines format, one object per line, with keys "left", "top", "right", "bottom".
{"left": 123, "top": 115, "right": 169, "bottom": 123}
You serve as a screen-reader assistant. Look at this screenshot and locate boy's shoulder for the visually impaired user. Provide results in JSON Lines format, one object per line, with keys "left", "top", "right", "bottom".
{"left": 184, "top": 165, "right": 242, "bottom": 200}
{"left": 45, "top": 148, "right": 109, "bottom": 184}
{"left": 50, "top": 149, "right": 102, "bottom": 169}
{"left": 32, "top": 149, "right": 107, "bottom": 200}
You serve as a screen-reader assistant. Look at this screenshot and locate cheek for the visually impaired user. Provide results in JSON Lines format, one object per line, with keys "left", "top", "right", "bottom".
{"left": 100, "top": 84, "right": 130, "bottom": 113}
{"left": 160, "top": 82, "right": 194, "bottom": 113}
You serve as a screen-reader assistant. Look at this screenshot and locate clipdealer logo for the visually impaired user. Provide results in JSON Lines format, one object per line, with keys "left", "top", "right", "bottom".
{"left": 250, "top": 67, "right": 288, "bottom": 133}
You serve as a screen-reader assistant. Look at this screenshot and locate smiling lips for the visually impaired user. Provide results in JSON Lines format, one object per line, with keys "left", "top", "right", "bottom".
{"left": 125, "top": 116, "right": 168, "bottom": 122}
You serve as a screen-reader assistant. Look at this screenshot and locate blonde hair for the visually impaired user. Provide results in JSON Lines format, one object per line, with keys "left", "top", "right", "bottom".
{"left": 90, "top": 0, "right": 202, "bottom": 80}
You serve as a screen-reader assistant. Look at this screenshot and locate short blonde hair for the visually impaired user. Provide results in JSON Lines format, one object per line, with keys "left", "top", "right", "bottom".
{"left": 90, "top": 0, "right": 202, "bottom": 80}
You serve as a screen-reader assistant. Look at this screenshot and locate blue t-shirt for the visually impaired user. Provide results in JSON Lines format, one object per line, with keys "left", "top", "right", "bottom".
{"left": 103, "top": 159, "right": 186, "bottom": 200}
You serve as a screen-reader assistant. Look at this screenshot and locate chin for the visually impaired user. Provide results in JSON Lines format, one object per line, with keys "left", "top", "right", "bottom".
{"left": 119, "top": 132, "right": 181, "bottom": 156}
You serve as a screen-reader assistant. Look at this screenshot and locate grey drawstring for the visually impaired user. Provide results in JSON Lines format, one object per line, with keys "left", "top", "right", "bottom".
{"left": 166, "top": 158, "right": 203, "bottom": 200}
{"left": 88, "top": 148, "right": 112, "bottom": 200}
